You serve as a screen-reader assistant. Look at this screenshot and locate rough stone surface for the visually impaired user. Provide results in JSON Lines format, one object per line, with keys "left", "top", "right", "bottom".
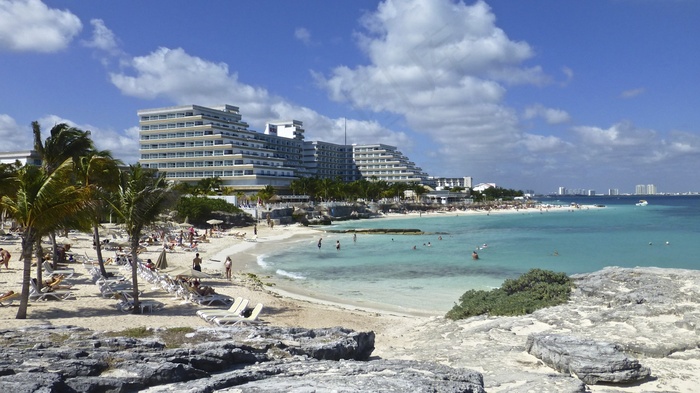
{"left": 0, "top": 324, "right": 483, "bottom": 392}
{"left": 525, "top": 334, "right": 651, "bottom": 384}
{"left": 377, "top": 267, "right": 700, "bottom": 392}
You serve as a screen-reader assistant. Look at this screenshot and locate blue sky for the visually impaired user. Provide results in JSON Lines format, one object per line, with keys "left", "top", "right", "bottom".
{"left": 1, "top": 0, "right": 699, "bottom": 194}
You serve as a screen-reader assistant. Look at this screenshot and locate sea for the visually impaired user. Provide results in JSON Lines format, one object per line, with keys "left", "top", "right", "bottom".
{"left": 253, "top": 195, "right": 700, "bottom": 313}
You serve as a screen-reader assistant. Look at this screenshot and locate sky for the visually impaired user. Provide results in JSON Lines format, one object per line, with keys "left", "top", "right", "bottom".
{"left": 1, "top": 0, "right": 699, "bottom": 195}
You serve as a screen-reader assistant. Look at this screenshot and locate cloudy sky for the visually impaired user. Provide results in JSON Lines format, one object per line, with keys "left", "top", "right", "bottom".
{"left": 1, "top": 0, "right": 699, "bottom": 194}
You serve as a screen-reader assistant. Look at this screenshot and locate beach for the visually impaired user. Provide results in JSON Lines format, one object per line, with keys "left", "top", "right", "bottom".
{"left": 1, "top": 203, "right": 699, "bottom": 392}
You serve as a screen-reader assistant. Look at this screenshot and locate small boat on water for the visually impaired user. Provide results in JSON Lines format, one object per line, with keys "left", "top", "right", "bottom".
{"left": 636, "top": 200, "right": 648, "bottom": 206}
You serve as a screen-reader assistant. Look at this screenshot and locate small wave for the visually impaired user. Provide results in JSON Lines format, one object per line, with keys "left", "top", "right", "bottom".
{"left": 276, "top": 269, "right": 306, "bottom": 280}
{"left": 256, "top": 254, "right": 271, "bottom": 269}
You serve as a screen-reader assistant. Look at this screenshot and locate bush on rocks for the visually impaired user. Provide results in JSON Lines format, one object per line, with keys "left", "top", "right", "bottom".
{"left": 446, "top": 269, "right": 573, "bottom": 320}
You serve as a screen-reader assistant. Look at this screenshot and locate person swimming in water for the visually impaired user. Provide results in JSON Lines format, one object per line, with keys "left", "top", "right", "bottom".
{"left": 472, "top": 251, "right": 479, "bottom": 260}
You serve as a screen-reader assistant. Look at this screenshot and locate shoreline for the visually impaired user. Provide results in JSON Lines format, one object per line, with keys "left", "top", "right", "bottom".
{"left": 2, "top": 206, "right": 700, "bottom": 391}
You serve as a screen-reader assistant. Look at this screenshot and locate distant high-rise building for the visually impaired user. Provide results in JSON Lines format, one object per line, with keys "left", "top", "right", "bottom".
{"left": 558, "top": 187, "right": 566, "bottom": 195}
{"left": 587, "top": 190, "right": 596, "bottom": 196}
{"left": 635, "top": 184, "right": 657, "bottom": 195}
{"left": 608, "top": 188, "right": 619, "bottom": 196}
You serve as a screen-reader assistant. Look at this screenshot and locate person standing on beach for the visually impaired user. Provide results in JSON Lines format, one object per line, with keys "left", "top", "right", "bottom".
{"left": 317, "top": 238, "right": 322, "bottom": 249}
{"left": 224, "top": 256, "right": 232, "bottom": 280}
{"left": 336, "top": 240, "right": 341, "bottom": 251}
{"left": 0, "top": 248, "right": 10, "bottom": 269}
{"left": 192, "top": 253, "right": 202, "bottom": 271}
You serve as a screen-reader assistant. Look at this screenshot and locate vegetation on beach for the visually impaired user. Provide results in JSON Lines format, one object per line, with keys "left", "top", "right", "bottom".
{"left": 445, "top": 269, "right": 573, "bottom": 320}
{"left": 174, "top": 196, "right": 242, "bottom": 226}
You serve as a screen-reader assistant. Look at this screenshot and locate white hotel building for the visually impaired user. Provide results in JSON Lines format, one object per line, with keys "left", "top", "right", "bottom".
{"left": 138, "top": 104, "right": 431, "bottom": 191}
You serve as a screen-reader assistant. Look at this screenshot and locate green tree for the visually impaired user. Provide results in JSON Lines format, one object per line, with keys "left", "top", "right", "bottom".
{"left": 1, "top": 160, "right": 93, "bottom": 319}
{"left": 108, "top": 164, "right": 173, "bottom": 314}
{"left": 75, "top": 151, "right": 122, "bottom": 278}
{"left": 194, "top": 176, "right": 222, "bottom": 195}
{"left": 257, "top": 184, "right": 277, "bottom": 204}
{"left": 33, "top": 121, "right": 96, "bottom": 268}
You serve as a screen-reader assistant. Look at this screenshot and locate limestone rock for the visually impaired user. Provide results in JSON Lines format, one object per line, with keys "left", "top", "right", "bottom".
{"left": 525, "top": 333, "right": 651, "bottom": 384}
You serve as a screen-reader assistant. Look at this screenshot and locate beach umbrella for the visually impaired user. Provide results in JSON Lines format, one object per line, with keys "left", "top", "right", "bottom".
{"left": 206, "top": 219, "right": 223, "bottom": 225}
{"left": 155, "top": 249, "right": 168, "bottom": 270}
{"left": 167, "top": 267, "right": 211, "bottom": 279}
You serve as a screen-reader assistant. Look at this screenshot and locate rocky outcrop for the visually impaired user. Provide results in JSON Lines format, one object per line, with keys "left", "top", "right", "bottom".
{"left": 0, "top": 324, "right": 484, "bottom": 393}
{"left": 377, "top": 267, "right": 700, "bottom": 392}
{"left": 525, "top": 334, "right": 651, "bottom": 384}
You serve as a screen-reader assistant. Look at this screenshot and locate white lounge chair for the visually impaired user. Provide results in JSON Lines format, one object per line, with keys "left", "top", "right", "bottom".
{"left": 43, "top": 261, "right": 75, "bottom": 279}
{"left": 114, "top": 292, "right": 164, "bottom": 313}
{"left": 185, "top": 285, "right": 233, "bottom": 306}
{"left": 196, "top": 297, "right": 248, "bottom": 322}
{"left": 0, "top": 291, "right": 20, "bottom": 306}
{"left": 29, "top": 279, "right": 74, "bottom": 301}
{"left": 213, "top": 303, "right": 263, "bottom": 326}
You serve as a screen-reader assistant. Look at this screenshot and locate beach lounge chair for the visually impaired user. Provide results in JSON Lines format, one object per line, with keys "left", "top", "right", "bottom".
{"left": 0, "top": 291, "right": 20, "bottom": 306}
{"left": 114, "top": 292, "right": 164, "bottom": 313}
{"left": 196, "top": 297, "right": 248, "bottom": 322}
{"left": 29, "top": 279, "right": 74, "bottom": 301}
{"left": 185, "top": 285, "right": 233, "bottom": 306}
{"left": 43, "top": 261, "right": 75, "bottom": 279}
{"left": 213, "top": 303, "right": 263, "bottom": 326}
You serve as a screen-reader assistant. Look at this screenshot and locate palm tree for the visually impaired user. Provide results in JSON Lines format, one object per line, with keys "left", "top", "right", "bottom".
{"left": 257, "top": 184, "right": 276, "bottom": 204}
{"left": 1, "top": 160, "right": 93, "bottom": 319}
{"left": 75, "top": 151, "right": 122, "bottom": 278}
{"left": 33, "top": 121, "right": 95, "bottom": 267}
{"left": 107, "top": 164, "right": 173, "bottom": 314}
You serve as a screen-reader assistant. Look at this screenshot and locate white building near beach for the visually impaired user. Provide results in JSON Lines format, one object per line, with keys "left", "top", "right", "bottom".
{"left": 137, "top": 104, "right": 443, "bottom": 192}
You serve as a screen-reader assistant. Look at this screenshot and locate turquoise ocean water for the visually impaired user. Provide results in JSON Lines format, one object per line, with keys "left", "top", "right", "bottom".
{"left": 254, "top": 195, "right": 700, "bottom": 313}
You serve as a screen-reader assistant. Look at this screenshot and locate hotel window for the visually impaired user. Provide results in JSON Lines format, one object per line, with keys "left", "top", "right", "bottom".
{"left": 224, "top": 171, "right": 233, "bottom": 176}
{"left": 185, "top": 162, "right": 194, "bottom": 167}
{"left": 244, "top": 170, "right": 253, "bottom": 175}
{"left": 234, "top": 170, "right": 243, "bottom": 176}
{"left": 194, "top": 172, "right": 203, "bottom": 177}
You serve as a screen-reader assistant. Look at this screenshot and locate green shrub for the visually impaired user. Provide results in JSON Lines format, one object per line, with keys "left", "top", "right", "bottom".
{"left": 175, "top": 196, "right": 241, "bottom": 226}
{"left": 445, "top": 269, "right": 572, "bottom": 320}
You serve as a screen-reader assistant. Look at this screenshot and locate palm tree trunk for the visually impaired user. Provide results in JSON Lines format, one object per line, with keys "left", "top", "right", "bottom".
{"left": 35, "top": 239, "right": 44, "bottom": 292}
{"left": 49, "top": 232, "right": 60, "bottom": 270}
{"left": 130, "top": 237, "right": 141, "bottom": 314}
{"left": 15, "top": 231, "right": 35, "bottom": 319}
{"left": 93, "top": 224, "right": 108, "bottom": 277}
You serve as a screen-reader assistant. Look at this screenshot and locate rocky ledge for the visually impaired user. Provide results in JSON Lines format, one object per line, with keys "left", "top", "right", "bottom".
{"left": 0, "top": 325, "right": 485, "bottom": 393}
{"left": 378, "top": 267, "right": 700, "bottom": 392}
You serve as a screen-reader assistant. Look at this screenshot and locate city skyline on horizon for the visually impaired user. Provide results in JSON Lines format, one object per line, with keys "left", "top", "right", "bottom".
{"left": 2, "top": 0, "right": 700, "bottom": 194}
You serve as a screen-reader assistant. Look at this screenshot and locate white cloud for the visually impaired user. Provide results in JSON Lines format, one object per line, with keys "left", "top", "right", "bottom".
{"left": 0, "top": 114, "right": 32, "bottom": 151}
{"left": 317, "top": 0, "right": 552, "bottom": 175}
{"left": 294, "top": 27, "right": 312, "bottom": 45}
{"left": 36, "top": 115, "right": 140, "bottom": 165}
{"left": 573, "top": 121, "right": 655, "bottom": 148}
{"left": 620, "top": 87, "right": 645, "bottom": 99}
{"left": 0, "top": 0, "right": 81, "bottom": 53}
{"left": 109, "top": 47, "right": 409, "bottom": 147}
{"left": 523, "top": 104, "right": 571, "bottom": 125}
{"left": 83, "top": 19, "right": 120, "bottom": 54}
